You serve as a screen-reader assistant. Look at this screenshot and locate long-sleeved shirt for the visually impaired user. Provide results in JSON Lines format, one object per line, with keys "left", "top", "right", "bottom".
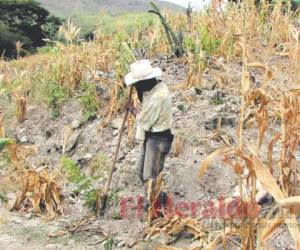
{"left": 135, "top": 82, "right": 172, "bottom": 141}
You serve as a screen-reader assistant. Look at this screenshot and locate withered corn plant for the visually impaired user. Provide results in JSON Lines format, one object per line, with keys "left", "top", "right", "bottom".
{"left": 199, "top": 80, "right": 300, "bottom": 250}
{"left": 12, "top": 169, "right": 64, "bottom": 219}
{"left": 199, "top": 30, "right": 300, "bottom": 250}
{"left": 12, "top": 92, "right": 27, "bottom": 123}
{"left": 0, "top": 138, "right": 63, "bottom": 218}
{"left": 0, "top": 112, "right": 4, "bottom": 137}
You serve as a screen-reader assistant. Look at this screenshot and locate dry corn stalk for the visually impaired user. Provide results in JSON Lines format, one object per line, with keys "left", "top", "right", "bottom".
{"left": 279, "top": 91, "right": 300, "bottom": 196}
{"left": 145, "top": 214, "right": 207, "bottom": 248}
{"left": 12, "top": 170, "right": 63, "bottom": 219}
{"left": 0, "top": 112, "right": 4, "bottom": 137}
{"left": 59, "top": 18, "right": 81, "bottom": 44}
{"left": 199, "top": 90, "right": 300, "bottom": 249}
{"left": 12, "top": 93, "right": 27, "bottom": 123}
{"left": 173, "top": 134, "right": 184, "bottom": 157}
{"left": 147, "top": 173, "right": 165, "bottom": 224}
{"left": 4, "top": 142, "right": 37, "bottom": 172}
{"left": 15, "top": 41, "right": 23, "bottom": 59}
{"left": 289, "top": 25, "right": 300, "bottom": 76}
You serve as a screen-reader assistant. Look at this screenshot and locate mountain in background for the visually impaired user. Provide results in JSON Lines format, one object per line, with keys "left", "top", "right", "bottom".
{"left": 38, "top": 0, "right": 184, "bottom": 16}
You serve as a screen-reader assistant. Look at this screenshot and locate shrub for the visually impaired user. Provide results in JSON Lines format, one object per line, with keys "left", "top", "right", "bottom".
{"left": 79, "top": 82, "right": 101, "bottom": 122}
{"left": 61, "top": 156, "right": 108, "bottom": 212}
{"left": 47, "top": 82, "right": 67, "bottom": 119}
{"left": 199, "top": 26, "right": 222, "bottom": 56}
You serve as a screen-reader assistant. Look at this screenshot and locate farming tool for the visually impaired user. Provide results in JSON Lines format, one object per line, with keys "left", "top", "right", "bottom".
{"left": 99, "top": 85, "right": 134, "bottom": 216}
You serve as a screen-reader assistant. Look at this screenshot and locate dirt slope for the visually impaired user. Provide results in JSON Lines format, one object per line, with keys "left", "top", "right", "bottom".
{"left": 0, "top": 56, "right": 296, "bottom": 249}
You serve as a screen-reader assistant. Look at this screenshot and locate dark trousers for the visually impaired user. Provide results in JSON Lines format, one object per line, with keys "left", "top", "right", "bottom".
{"left": 136, "top": 130, "right": 174, "bottom": 183}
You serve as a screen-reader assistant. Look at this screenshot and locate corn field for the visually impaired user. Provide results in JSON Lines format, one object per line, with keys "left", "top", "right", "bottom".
{"left": 1, "top": 0, "right": 300, "bottom": 249}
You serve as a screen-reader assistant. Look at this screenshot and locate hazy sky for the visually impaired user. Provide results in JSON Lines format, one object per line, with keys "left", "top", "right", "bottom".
{"left": 163, "top": 0, "right": 210, "bottom": 10}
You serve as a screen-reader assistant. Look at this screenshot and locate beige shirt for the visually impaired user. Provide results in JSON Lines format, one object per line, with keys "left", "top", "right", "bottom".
{"left": 136, "top": 82, "right": 172, "bottom": 141}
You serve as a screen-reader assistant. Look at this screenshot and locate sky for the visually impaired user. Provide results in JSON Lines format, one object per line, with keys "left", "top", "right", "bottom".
{"left": 163, "top": 0, "right": 211, "bottom": 10}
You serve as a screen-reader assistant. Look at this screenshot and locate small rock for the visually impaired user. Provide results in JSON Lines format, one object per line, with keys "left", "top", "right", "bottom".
{"left": 71, "top": 119, "right": 81, "bottom": 129}
{"left": 6, "top": 193, "right": 16, "bottom": 201}
{"left": 65, "top": 130, "right": 82, "bottom": 153}
{"left": 112, "top": 130, "right": 119, "bottom": 137}
{"left": 117, "top": 240, "right": 126, "bottom": 248}
{"left": 204, "top": 116, "right": 236, "bottom": 130}
{"left": 111, "top": 118, "right": 123, "bottom": 130}
{"left": 96, "top": 84, "right": 110, "bottom": 101}
{"left": 178, "top": 185, "right": 184, "bottom": 191}
{"left": 204, "top": 117, "right": 218, "bottom": 130}
{"left": 217, "top": 57, "right": 225, "bottom": 64}
{"left": 222, "top": 117, "right": 236, "bottom": 127}
{"left": 20, "top": 136, "right": 28, "bottom": 143}
{"left": 83, "top": 153, "right": 93, "bottom": 160}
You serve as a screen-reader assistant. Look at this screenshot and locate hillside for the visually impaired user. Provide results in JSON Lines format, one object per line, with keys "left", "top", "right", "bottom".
{"left": 37, "top": 0, "right": 183, "bottom": 16}
{"left": 1, "top": 1, "right": 300, "bottom": 249}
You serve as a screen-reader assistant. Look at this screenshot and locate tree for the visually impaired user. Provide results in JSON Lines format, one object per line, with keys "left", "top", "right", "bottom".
{"left": 0, "top": 0, "right": 62, "bottom": 58}
{"left": 0, "top": 22, "right": 32, "bottom": 58}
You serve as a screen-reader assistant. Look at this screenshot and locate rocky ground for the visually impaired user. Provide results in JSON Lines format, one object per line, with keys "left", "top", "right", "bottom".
{"left": 0, "top": 56, "right": 298, "bottom": 249}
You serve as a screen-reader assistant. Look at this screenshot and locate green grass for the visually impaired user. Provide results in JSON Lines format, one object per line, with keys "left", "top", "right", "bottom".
{"left": 72, "top": 12, "right": 155, "bottom": 36}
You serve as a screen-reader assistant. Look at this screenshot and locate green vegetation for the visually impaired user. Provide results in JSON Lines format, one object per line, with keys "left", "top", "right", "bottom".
{"left": 0, "top": 191, "right": 8, "bottom": 203}
{"left": 74, "top": 12, "right": 155, "bottom": 37}
{"left": 38, "top": 0, "right": 183, "bottom": 17}
{"left": 199, "top": 26, "right": 222, "bottom": 56}
{"left": 48, "top": 82, "right": 67, "bottom": 119}
{"left": 210, "top": 92, "right": 225, "bottom": 105}
{"left": 0, "top": 0, "right": 61, "bottom": 58}
{"left": 149, "top": 2, "right": 185, "bottom": 57}
{"left": 61, "top": 155, "right": 109, "bottom": 212}
{"left": 79, "top": 82, "right": 101, "bottom": 122}
{"left": 61, "top": 156, "right": 97, "bottom": 210}
{"left": 104, "top": 236, "right": 115, "bottom": 250}
{"left": 0, "top": 138, "right": 13, "bottom": 152}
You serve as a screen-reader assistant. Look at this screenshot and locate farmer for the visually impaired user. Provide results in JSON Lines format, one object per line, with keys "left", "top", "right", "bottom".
{"left": 124, "top": 60, "right": 174, "bottom": 208}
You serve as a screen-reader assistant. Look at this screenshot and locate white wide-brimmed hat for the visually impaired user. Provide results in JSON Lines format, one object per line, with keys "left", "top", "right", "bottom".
{"left": 125, "top": 60, "right": 162, "bottom": 86}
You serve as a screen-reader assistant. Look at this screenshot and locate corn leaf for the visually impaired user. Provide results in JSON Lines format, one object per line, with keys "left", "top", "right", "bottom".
{"left": 260, "top": 218, "right": 284, "bottom": 242}
{"left": 199, "top": 147, "right": 233, "bottom": 178}
{"left": 251, "top": 153, "right": 285, "bottom": 201}
{"left": 0, "top": 138, "right": 13, "bottom": 152}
